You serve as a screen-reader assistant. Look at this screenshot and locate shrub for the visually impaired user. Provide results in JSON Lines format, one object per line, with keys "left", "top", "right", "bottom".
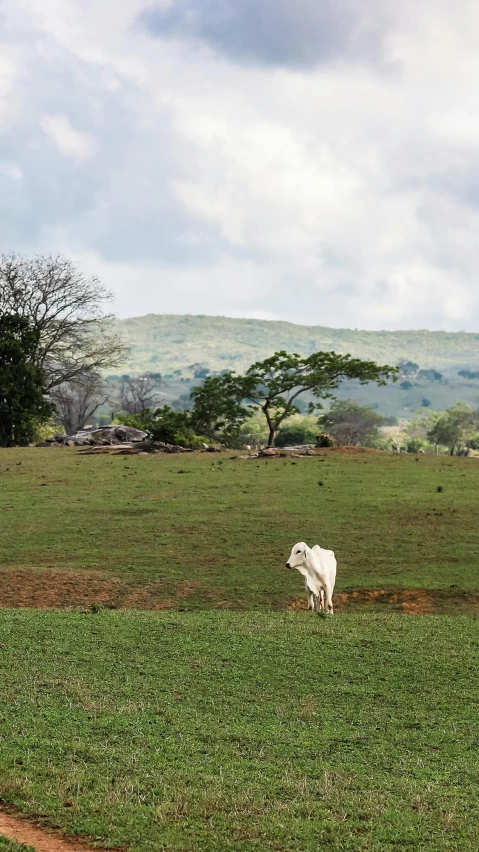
{"left": 117, "top": 407, "right": 205, "bottom": 448}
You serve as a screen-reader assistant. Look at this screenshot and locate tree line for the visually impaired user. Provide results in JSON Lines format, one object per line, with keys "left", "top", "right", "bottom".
{"left": 2, "top": 253, "right": 478, "bottom": 454}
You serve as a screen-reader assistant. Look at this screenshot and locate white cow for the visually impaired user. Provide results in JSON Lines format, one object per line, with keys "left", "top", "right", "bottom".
{"left": 286, "top": 541, "right": 337, "bottom": 614}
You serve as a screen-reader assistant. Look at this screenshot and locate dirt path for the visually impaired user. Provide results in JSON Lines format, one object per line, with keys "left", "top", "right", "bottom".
{"left": 0, "top": 808, "right": 106, "bottom": 852}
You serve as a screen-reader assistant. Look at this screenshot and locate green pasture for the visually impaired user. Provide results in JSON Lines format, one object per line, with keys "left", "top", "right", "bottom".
{"left": 0, "top": 448, "right": 478, "bottom": 609}
{"left": 0, "top": 610, "right": 478, "bottom": 851}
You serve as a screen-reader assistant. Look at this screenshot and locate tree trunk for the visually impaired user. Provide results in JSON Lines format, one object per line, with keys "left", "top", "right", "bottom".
{"left": 267, "top": 426, "right": 276, "bottom": 448}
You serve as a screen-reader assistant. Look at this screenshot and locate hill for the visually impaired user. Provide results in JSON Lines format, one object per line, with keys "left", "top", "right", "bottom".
{"left": 113, "top": 314, "right": 479, "bottom": 376}
{"left": 108, "top": 314, "right": 479, "bottom": 417}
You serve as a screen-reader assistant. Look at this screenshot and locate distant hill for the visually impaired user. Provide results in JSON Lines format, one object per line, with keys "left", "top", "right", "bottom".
{"left": 112, "top": 314, "right": 479, "bottom": 376}
{"left": 104, "top": 315, "right": 479, "bottom": 419}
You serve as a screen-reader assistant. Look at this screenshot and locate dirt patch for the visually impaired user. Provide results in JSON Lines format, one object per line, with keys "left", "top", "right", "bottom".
{"left": 0, "top": 571, "right": 220, "bottom": 611}
{"left": 0, "top": 570, "right": 174, "bottom": 610}
{"left": 0, "top": 571, "right": 477, "bottom": 615}
{"left": 289, "top": 588, "right": 479, "bottom": 615}
{"left": 0, "top": 806, "right": 108, "bottom": 852}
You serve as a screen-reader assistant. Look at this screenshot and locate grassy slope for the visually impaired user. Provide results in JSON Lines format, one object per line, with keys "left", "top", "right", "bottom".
{"left": 0, "top": 610, "right": 478, "bottom": 852}
{"left": 0, "top": 448, "right": 478, "bottom": 604}
{"left": 112, "top": 314, "right": 479, "bottom": 375}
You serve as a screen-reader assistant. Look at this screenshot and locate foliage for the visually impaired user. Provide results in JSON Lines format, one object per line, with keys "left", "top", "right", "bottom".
{"left": 112, "top": 314, "right": 479, "bottom": 377}
{"left": 0, "top": 253, "right": 126, "bottom": 389}
{"left": 118, "top": 406, "right": 205, "bottom": 448}
{"left": 238, "top": 410, "right": 269, "bottom": 447}
{"left": 192, "top": 350, "right": 397, "bottom": 447}
{"left": 406, "top": 408, "right": 441, "bottom": 437}
{"left": 397, "top": 359, "right": 419, "bottom": 377}
{"left": 96, "top": 315, "right": 479, "bottom": 419}
{"left": 405, "top": 437, "right": 432, "bottom": 454}
{"left": 418, "top": 368, "right": 443, "bottom": 381}
{"left": 427, "top": 403, "right": 479, "bottom": 455}
{"left": 190, "top": 371, "right": 254, "bottom": 447}
{"left": 0, "top": 314, "right": 54, "bottom": 447}
{"left": 317, "top": 433, "right": 335, "bottom": 447}
{"left": 400, "top": 379, "right": 413, "bottom": 389}
{"left": 275, "top": 415, "right": 319, "bottom": 447}
{"left": 317, "top": 400, "right": 385, "bottom": 447}
{"left": 458, "top": 369, "right": 479, "bottom": 379}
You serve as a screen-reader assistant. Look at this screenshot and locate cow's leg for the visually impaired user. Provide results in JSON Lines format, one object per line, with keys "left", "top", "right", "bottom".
{"left": 319, "top": 589, "right": 325, "bottom": 610}
{"left": 323, "top": 582, "right": 334, "bottom": 614}
{"left": 307, "top": 589, "right": 315, "bottom": 611}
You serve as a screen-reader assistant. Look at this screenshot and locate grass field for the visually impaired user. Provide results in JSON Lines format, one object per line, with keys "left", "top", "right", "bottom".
{"left": 0, "top": 448, "right": 478, "bottom": 611}
{"left": 0, "top": 840, "right": 34, "bottom": 852}
{"left": 0, "top": 448, "right": 478, "bottom": 851}
{"left": 0, "top": 609, "right": 478, "bottom": 852}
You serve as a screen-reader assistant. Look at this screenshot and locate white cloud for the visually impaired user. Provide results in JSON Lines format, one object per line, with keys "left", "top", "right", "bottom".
{"left": 0, "top": 0, "right": 479, "bottom": 331}
{"left": 40, "top": 114, "right": 95, "bottom": 160}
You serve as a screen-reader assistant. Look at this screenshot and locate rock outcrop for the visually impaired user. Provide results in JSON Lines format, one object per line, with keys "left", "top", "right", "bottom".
{"left": 41, "top": 425, "right": 150, "bottom": 446}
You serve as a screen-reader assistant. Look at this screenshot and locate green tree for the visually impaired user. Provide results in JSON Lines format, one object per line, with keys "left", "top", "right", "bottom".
{"left": 317, "top": 400, "right": 385, "bottom": 447}
{"left": 0, "top": 314, "right": 54, "bottom": 446}
{"left": 191, "top": 351, "right": 396, "bottom": 447}
{"left": 427, "top": 404, "right": 479, "bottom": 455}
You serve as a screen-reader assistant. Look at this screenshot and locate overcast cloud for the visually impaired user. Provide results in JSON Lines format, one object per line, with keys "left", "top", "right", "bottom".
{"left": 1, "top": 0, "right": 479, "bottom": 330}
{"left": 139, "top": 0, "right": 391, "bottom": 69}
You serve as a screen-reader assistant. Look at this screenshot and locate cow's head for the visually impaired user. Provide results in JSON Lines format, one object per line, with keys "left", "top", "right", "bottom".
{"left": 286, "top": 542, "right": 308, "bottom": 569}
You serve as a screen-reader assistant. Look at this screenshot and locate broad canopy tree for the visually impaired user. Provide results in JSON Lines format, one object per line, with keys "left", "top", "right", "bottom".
{"left": 0, "top": 314, "right": 54, "bottom": 447}
{"left": 191, "top": 350, "right": 397, "bottom": 447}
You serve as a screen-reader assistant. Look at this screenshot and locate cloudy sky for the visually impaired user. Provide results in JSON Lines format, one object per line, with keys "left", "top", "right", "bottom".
{"left": 1, "top": 0, "right": 479, "bottom": 330}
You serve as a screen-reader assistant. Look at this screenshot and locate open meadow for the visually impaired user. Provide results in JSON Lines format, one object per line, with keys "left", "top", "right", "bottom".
{"left": 0, "top": 448, "right": 478, "bottom": 851}
{"left": 0, "top": 447, "right": 478, "bottom": 611}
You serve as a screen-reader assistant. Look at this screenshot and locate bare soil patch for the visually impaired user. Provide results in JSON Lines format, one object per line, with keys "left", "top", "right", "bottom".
{"left": 0, "top": 807, "right": 106, "bottom": 852}
{"left": 0, "top": 570, "right": 173, "bottom": 610}
{"left": 0, "top": 571, "right": 223, "bottom": 611}
{"left": 289, "top": 588, "right": 479, "bottom": 615}
{"left": 0, "top": 571, "right": 477, "bottom": 614}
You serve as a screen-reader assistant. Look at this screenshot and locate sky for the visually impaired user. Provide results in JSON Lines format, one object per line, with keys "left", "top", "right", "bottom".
{"left": 1, "top": 0, "right": 479, "bottom": 331}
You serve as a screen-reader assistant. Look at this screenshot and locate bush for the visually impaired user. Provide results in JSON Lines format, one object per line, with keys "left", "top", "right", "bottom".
{"left": 275, "top": 414, "right": 319, "bottom": 447}
{"left": 117, "top": 407, "right": 206, "bottom": 449}
{"left": 275, "top": 425, "right": 318, "bottom": 447}
{"left": 406, "top": 438, "right": 431, "bottom": 454}
{"left": 317, "top": 434, "right": 334, "bottom": 448}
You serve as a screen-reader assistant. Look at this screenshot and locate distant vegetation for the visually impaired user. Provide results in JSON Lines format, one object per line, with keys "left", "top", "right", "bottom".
{"left": 107, "top": 314, "right": 479, "bottom": 419}
{"left": 112, "top": 314, "right": 479, "bottom": 375}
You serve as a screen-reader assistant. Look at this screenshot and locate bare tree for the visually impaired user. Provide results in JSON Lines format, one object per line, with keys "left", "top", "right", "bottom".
{"left": 118, "top": 374, "right": 163, "bottom": 415}
{"left": 51, "top": 372, "right": 110, "bottom": 434}
{"left": 0, "top": 253, "right": 126, "bottom": 389}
